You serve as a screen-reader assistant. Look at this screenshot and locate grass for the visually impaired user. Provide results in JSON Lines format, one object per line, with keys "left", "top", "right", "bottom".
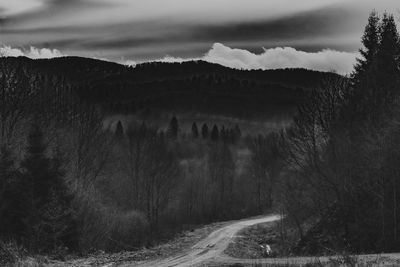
{"left": 0, "top": 240, "right": 51, "bottom": 267}
{"left": 224, "top": 221, "right": 281, "bottom": 259}
{"left": 49, "top": 220, "right": 229, "bottom": 266}
{"left": 222, "top": 221, "right": 400, "bottom": 266}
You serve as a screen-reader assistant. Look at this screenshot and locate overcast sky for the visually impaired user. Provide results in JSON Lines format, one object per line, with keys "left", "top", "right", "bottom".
{"left": 0, "top": 0, "right": 398, "bottom": 73}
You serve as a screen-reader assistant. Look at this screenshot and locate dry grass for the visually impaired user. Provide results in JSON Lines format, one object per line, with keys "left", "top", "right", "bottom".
{"left": 50, "top": 220, "right": 228, "bottom": 266}
{"left": 224, "top": 221, "right": 280, "bottom": 259}
{"left": 0, "top": 240, "right": 52, "bottom": 267}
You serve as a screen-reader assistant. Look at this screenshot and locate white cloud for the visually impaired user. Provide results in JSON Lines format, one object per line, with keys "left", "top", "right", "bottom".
{"left": 150, "top": 43, "right": 358, "bottom": 74}
{"left": 118, "top": 59, "right": 137, "bottom": 67}
{"left": 0, "top": 44, "right": 358, "bottom": 74}
{"left": 0, "top": 45, "right": 65, "bottom": 59}
{"left": 155, "top": 55, "right": 198, "bottom": 63}
{"left": 203, "top": 43, "right": 358, "bottom": 75}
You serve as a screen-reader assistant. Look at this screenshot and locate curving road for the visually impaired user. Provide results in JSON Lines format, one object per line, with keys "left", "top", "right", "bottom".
{"left": 116, "top": 214, "right": 400, "bottom": 267}
{"left": 127, "top": 214, "right": 281, "bottom": 267}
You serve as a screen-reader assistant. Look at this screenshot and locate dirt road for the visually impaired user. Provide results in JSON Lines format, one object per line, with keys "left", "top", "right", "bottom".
{"left": 56, "top": 214, "right": 400, "bottom": 266}
{"left": 123, "top": 214, "right": 400, "bottom": 267}
{"left": 128, "top": 214, "right": 281, "bottom": 267}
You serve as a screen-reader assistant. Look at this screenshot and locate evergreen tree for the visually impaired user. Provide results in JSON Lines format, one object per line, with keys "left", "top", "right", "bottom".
{"left": 376, "top": 13, "right": 400, "bottom": 77}
{"left": 168, "top": 116, "right": 179, "bottom": 139}
{"left": 201, "top": 123, "right": 209, "bottom": 139}
{"left": 115, "top": 120, "right": 124, "bottom": 138}
{"left": 191, "top": 122, "right": 199, "bottom": 138}
{"left": 20, "top": 122, "right": 77, "bottom": 250}
{"left": 363, "top": 13, "right": 400, "bottom": 118}
{"left": 352, "top": 11, "right": 380, "bottom": 86}
{"left": 211, "top": 125, "right": 219, "bottom": 142}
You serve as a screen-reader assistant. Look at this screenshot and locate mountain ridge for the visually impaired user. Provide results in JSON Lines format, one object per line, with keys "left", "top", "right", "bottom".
{"left": 1, "top": 56, "right": 342, "bottom": 117}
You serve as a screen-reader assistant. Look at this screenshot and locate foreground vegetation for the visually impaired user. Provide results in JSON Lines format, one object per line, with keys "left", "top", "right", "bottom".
{"left": 277, "top": 11, "right": 400, "bottom": 254}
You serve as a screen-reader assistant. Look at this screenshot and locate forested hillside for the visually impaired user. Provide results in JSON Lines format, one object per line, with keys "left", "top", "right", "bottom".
{"left": 1, "top": 54, "right": 320, "bottom": 259}
{"left": 0, "top": 57, "right": 339, "bottom": 117}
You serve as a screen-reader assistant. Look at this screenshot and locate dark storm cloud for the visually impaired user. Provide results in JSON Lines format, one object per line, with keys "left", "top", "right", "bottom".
{"left": 0, "top": 0, "right": 398, "bottom": 72}
{"left": 1, "top": 4, "right": 360, "bottom": 58}
{"left": 1, "top": 0, "right": 113, "bottom": 29}
{"left": 188, "top": 6, "right": 362, "bottom": 52}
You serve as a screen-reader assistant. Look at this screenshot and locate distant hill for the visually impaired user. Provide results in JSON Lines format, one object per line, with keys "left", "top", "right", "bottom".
{"left": 0, "top": 56, "right": 341, "bottom": 117}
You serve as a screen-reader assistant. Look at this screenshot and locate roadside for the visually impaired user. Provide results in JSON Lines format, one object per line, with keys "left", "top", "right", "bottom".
{"left": 128, "top": 215, "right": 281, "bottom": 267}
{"left": 48, "top": 221, "right": 229, "bottom": 267}
{"left": 223, "top": 221, "right": 400, "bottom": 267}
{"left": 224, "top": 220, "right": 281, "bottom": 259}
{"left": 13, "top": 214, "right": 400, "bottom": 267}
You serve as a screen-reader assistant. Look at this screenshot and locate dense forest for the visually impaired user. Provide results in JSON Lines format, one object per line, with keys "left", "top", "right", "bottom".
{"left": 0, "top": 57, "right": 338, "bottom": 117}
{"left": 0, "top": 9, "right": 399, "bottom": 264}
{"left": 0, "top": 55, "right": 286, "bottom": 257}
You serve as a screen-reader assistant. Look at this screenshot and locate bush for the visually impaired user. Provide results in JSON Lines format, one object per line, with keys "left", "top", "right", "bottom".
{"left": 0, "top": 240, "right": 26, "bottom": 266}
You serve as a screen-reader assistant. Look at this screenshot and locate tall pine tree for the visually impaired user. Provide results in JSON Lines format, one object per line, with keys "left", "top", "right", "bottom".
{"left": 367, "top": 13, "right": 400, "bottom": 116}
{"left": 211, "top": 125, "right": 219, "bottom": 142}
{"left": 168, "top": 116, "right": 179, "bottom": 139}
{"left": 115, "top": 120, "right": 124, "bottom": 138}
{"left": 191, "top": 122, "right": 199, "bottom": 138}
{"left": 352, "top": 11, "right": 380, "bottom": 86}
{"left": 20, "top": 122, "right": 77, "bottom": 250}
{"left": 348, "top": 12, "right": 400, "bottom": 123}
{"left": 201, "top": 123, "right": 209, "bottom": 139}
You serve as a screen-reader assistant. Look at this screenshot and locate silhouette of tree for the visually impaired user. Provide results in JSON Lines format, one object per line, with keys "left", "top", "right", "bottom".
{"left": 360, "top": 13, "right": 400, "bottom": 120}
{"left": 168, "top": 116, "right": 179, "bottom": 139}
{"left": 211, "top": 125, "right": 219, "bottom": 142}
{"left": 352, "top": 11, "right": 380, "bottom": 86}
{"left": 201, "top": 123, "right": 209, "bottom": 139}
{"left": 191, "top": 122, "right": 199, "bottom": 138}
{"left": 115, "top": 120, "right": 124, "bottom": 138}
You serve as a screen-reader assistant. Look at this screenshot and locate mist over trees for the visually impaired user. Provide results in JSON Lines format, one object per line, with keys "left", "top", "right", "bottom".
{"left": 0, "top": 58, "right": 266, "bottom": 255}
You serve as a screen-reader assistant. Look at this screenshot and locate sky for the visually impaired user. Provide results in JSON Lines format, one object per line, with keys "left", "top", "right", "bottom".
{"left": 0, "top": 0, "right": 399, "bottom": 74}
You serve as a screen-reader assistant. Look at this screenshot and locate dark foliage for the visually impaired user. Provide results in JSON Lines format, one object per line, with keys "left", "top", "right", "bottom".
{"left": 191, "top": 122, "right": 199, "bottom": 138}
{"left": 18, "top": 122, "right": 77, "bottom": 251}
{"left": 167, "top": 116, "right": 179, "bottom": 139}
{"left": 211, "top": 125, "right": 219, "bottom": 142}
{"left": 115, "top": 120, "right": 124, "bottom": 138}
{"left": 280, "top": 11, "right": 400, "bottom": 254}
{"left": 0, "top": 146, "right": 22, "bottom": 239}
{"left": 201, "top": 123, "right": 209, "bottom": 139}
{"left": 0, "top": 57, "right": 339, "bottom": 118}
